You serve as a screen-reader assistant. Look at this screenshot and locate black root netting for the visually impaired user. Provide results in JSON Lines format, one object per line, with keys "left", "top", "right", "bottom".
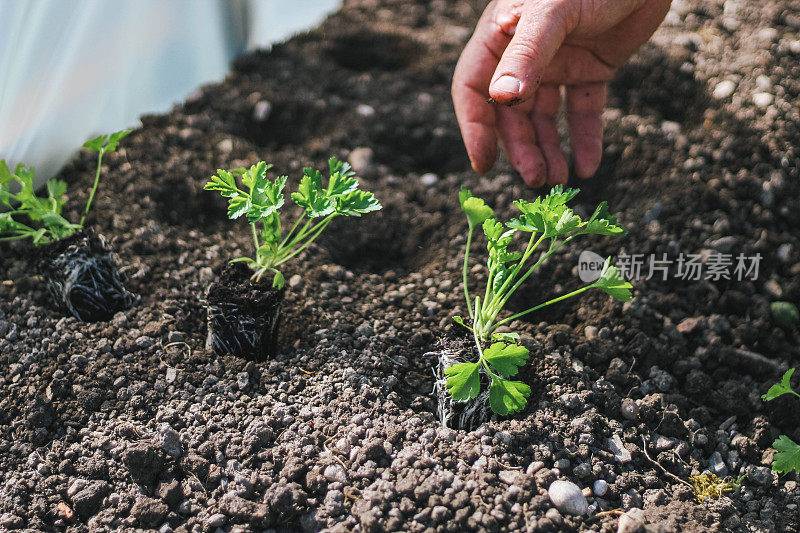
{"left": 434, "top": 348, "right": 493, "bottom": 431}
{"left": 37, "top": 231, "right": 135, "bottom": 322}
{"left": 205, "top": 266, "right": 285, "bottom": 361}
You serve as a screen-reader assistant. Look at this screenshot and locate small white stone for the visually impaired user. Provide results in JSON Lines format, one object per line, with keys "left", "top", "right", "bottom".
{"left": 356, "top": 104, "right": 375, "bottom": 117}
{"left": 348, "top": 147, "right": 373, "bottom": 173}
{"left": 618, "top": 508, "right": 646, "bottom": 533}
{"left": 166, "top": 367, "right": 177, "bottom": 383}
{"left": 593, "top": 479, "right": 609, "bottom": 497}
{"left": 548, "top": 480, "right": 588, "bottom": 516}
{"left": 660, "top": 121, "right": 681, "bottom": 135}
{"left": 217, "top": 139, "right": 233, "bottom": 153}
{"left": 713, "top": 80, "right": 736, "bottom": 99}
{"left": 757, "top": 28, "right": 778, "bottom": 42}
{"left": 252, "top": 100, "right": 272, "bottom": 122}
{"left": 420, "top": 173, "right": 439, "bottom": 186}
{"left": 756, "top": 75, "right": 772, "bottom": 91}
{"left": 753, "top": 92, "right": 774, "bottom": 107}
{"left": 607, "top": 434, "right": 632, "bottom": 463}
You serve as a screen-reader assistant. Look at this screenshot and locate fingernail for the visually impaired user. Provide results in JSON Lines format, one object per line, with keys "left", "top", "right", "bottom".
{"left": 491, "top": 75, "right": 521, "bottom": 96}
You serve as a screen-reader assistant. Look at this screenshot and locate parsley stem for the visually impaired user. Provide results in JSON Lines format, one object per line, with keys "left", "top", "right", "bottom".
{"left": 80, "top": 145, "right": 105, "bottom": 228}
{"left": 463, "top": 225, "right": 474, "bottom": 319}
{"left": 251, "top": 223, "right": 260, "bottom": 253}
{"left": 275, "top": 216, "right": 333, "bottom": 265}
{"left": 489, "top": 284, "right": 594, "bottom": 332}
{"left": 484, "top": 233, "right": 544, "bottom": 319}
{"left": 471, "top": 318, "right": 502, "bottom": 382}
{"left": 483, "top": 237, "right": 553, "bottom": 330}
{"left": 279, "top": 214, "right": 306, "bottom": 248}
{"left": 0, "top": 234, "right": 29, "bottom": 242}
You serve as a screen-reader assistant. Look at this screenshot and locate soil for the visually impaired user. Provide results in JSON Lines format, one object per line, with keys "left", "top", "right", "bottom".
{"left": 1, "top": 0, "right": 800, "bottom": 531}
{"left": 206, "top": 262, "right": 285, "bottom": 361}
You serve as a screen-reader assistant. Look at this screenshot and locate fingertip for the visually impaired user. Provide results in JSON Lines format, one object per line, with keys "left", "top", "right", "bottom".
{"left": 574, "top": 141, "right": 603, "bottom": 178}
{"left": 518, "top": 159, "right": 547, "bottom": 188}
{"left": 548, "top": 165, "right": 569, "bottom": 185}
{"left": 489, "top": 75, "right": 523, "bottom": 104}
{"left": 465, "top": 135, "right": 497, "bottom": 175}
{"left": 470, "top": 157, "right": 493, "bottom": 175}
{"left": 538, "top": 145, "right": 568, "bottom": 186}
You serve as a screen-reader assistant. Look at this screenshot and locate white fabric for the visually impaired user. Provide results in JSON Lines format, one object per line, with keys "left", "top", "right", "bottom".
{"left": 0, "top": 0, "right": 340, "bottom": 185}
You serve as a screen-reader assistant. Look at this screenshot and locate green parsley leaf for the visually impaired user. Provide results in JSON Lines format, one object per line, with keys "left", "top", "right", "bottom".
{"left": 46, "top": 179, "right": 67, "bottom": 205}
{"left": 207, "top": 157, "right": 381, "bottom": 284}
{"left": 444, "top": 362, "right": 481, "bottom": 401}
{"left": 492, "top": 265, "right": 513, "bottom": 294}
{"left": 771, "top": 435, "right": 800, "bottom": 473}
{"left": 82, "top": 130, "right": 132, "bottom": 153}
{"left": 82, "top": 134, "right": 107, "bottom": 152}
{"left": 459, "top": 187, "right": 494, "bottom": 228}
{"left": 292, "top": 168, "right": 336, "bottom": 217}
{"left": 227, "top": 196, "right": 251, "bottom": 219}
{"left": 585, "top": 201, "right": 627, "bottom": 236}
{"left": 336, "top": 190, "right": 382, "bottom": 216}
{"left": 762, "top": 368, "right": 797, "bottom": 401}
{"left": 204, "top": 170, "right": 239, "bottom": 198}
{"left": 483, "top": 342, "right": 529, "bottom": 377}
{"left": 327, "top": 158, "right": 359, "bottom": 196}
{"left": 593, "top": 258, "right": 633, "bottom": 301}
{"left": 248, "top": 172, "right": 286, "bottom": 223}
{"left": 104, "top": 130, "right": 131, "bottom": 152}
{"left": 452, "top": 316, "right": 472, "bottom": 330}
{"left": 489, "top": 377, "right": 531, "bottom": 415}
{"left": 491, "top": 332, "right": 520, "bottom": 343}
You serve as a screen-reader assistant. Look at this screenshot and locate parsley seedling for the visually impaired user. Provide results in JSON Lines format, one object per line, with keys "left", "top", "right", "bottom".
{"left": 762, "top": 368, "right": 800, "bottom": 473}
{"left": 205, "top": 158, "right": 381, "bottom": 288}
{"left": 447, "top": 186, "right": 632, "bottom": 415}
{"left": 0, "top": 130, "right": 131, "bottom": 245}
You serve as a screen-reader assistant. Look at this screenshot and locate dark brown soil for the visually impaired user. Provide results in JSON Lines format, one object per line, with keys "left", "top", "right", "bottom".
{"left": 1, "top": 0, "right": 799, "bottom": 532}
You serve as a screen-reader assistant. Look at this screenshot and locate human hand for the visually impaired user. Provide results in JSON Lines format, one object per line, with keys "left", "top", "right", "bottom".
{"left": 452, "top": 0, "right": 672, "bottom": 187}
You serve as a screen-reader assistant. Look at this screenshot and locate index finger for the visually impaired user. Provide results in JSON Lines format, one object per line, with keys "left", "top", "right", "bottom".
{"left": 452, "top": 2, "right": 515, "bottom": 173}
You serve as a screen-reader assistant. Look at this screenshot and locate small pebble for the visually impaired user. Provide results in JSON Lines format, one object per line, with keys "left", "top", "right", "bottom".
{"left": 547, "top": 480, "right": 588, "bottom": 516}
{"left": 355, "top": 104, "right": 375, "bottom": 117}
{"left": 205, "top": 513, "right": 226, "bottom": 528}
{"left": 709, "top": 451, "right": 728, "bottom": 477}
{"left": 753, "top": 92, "right": 773, "bottom": 107}
{"left": 348, "top": 147, "right": 373, "bottom": 173}
{"left": 618, "top": 508, "right": 646, "bottom": 533}
{"left": 620, "top": 399, "right": 639, "bottom": 421}
{"left": 252, "top": 101, "right": 272, "bottom": 122}
{"left": 607, "top": 434, "right": 632, "bottom": 463}
{"left": 217, "top": 139, "right": 233, "bottom": 153}
{"left": 420, "top": 173, "right": 439, "bottom": 186}
{"left": 712, "top": 80, "right": 736, "bottom": 99}
{"left": 593, "top": 479, "right": 608, "bottom": 497}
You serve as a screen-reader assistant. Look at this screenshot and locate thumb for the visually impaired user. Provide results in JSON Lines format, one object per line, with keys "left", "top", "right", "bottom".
{"left": 489, "top": 2, "right": 574, "bottom": 104}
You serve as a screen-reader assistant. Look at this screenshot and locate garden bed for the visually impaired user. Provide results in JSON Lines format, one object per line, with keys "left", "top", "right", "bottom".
{"left": 1, "top": 0, "right": 799, "bottom": 531}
